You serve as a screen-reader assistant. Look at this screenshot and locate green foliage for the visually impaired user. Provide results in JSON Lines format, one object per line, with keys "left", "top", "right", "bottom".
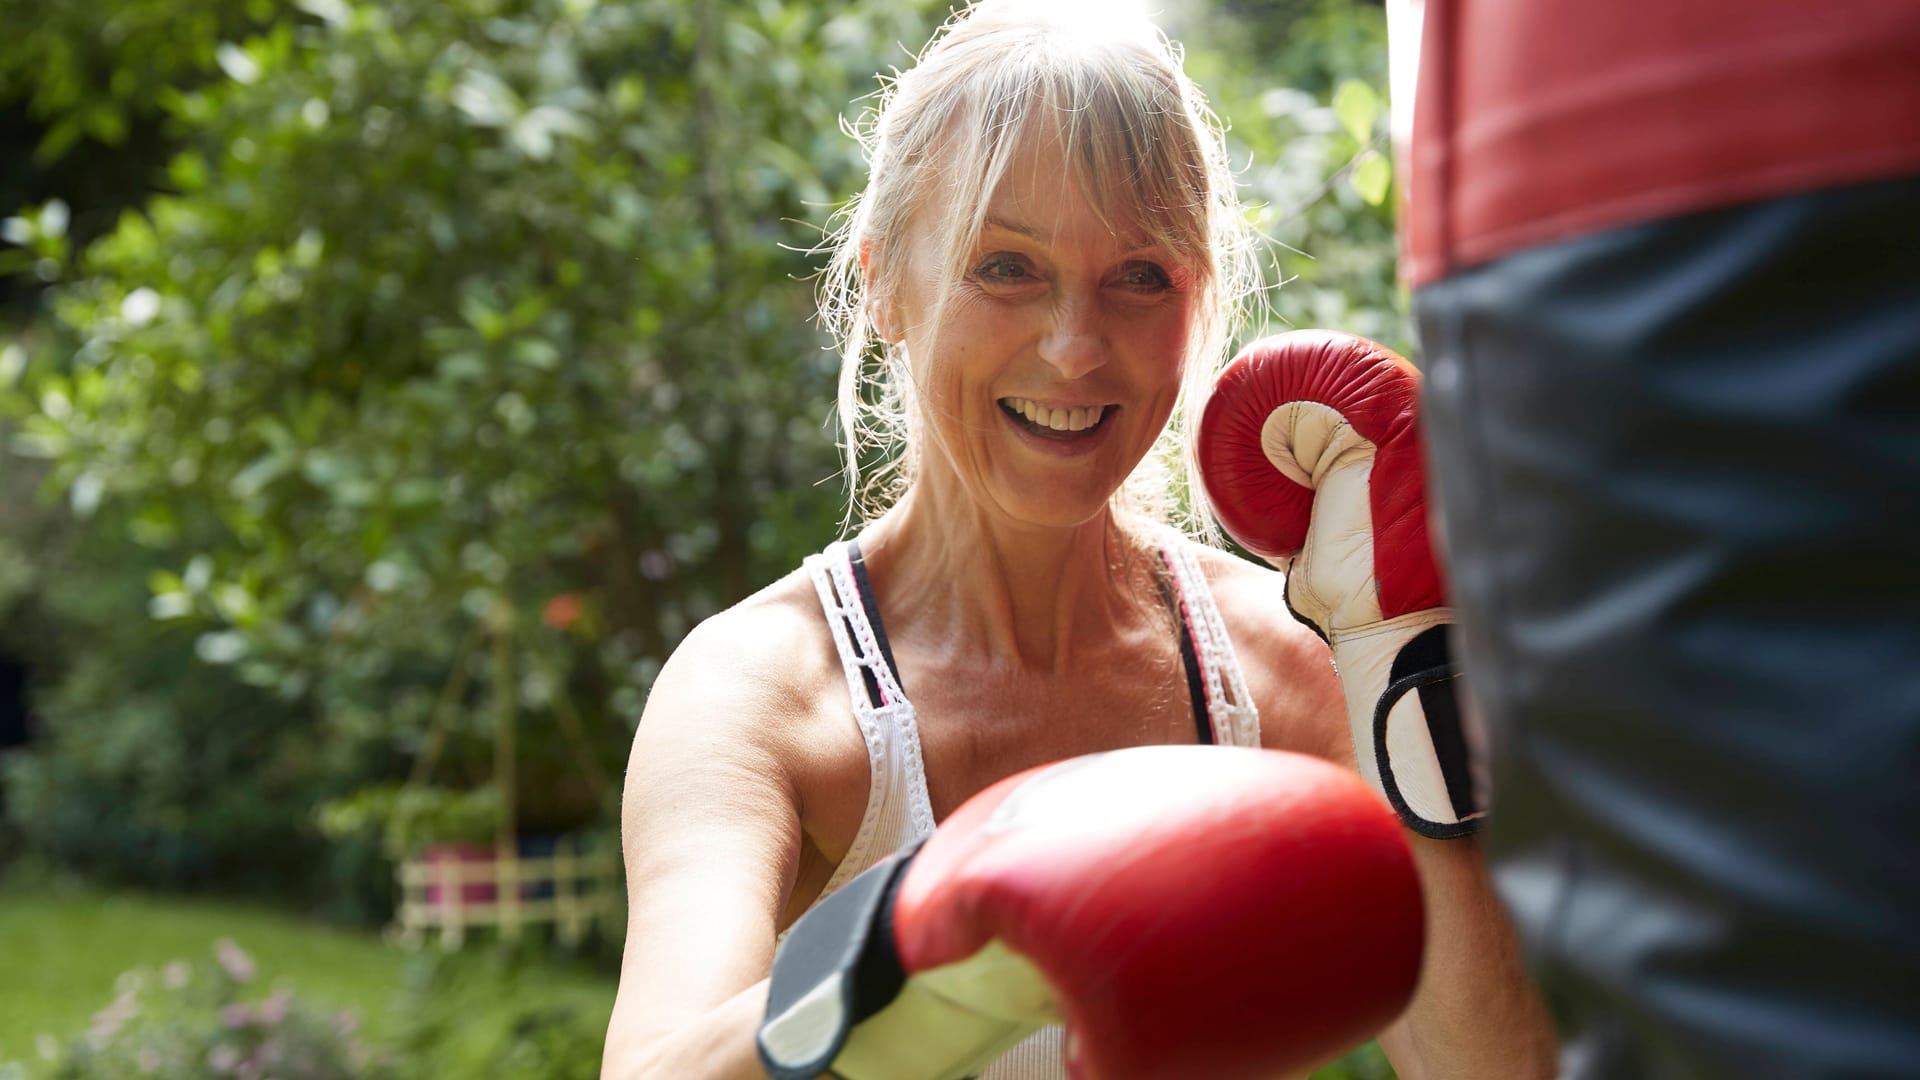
{"left": 0, "top": 0, "right": 280, "bottom": 167}
{"left": 382, "top": 951, "right": 608, "bottom": 1080}
{"left": 317, "top": 782, "right": 503, "bottom": 856}
{"left": 0, "top": 419, "right": 394, "bottom": 916}
{"left": 0, "top": 882, "right": 623, "bottom": 1070}
{"left": 0, "top": 501, "right": 365, "bottom": 896}
{"left": 1181, "top": 0, "right": 1409, "bottom": 355}
{"left": 22, "top": 939, "right": 386, "bottom": 1080}
{"left": 1313, "top": 1040, "right": 1399, "bottom": 1080}
{"left": 4, "top": 0, "right": 941, "bottom": 797}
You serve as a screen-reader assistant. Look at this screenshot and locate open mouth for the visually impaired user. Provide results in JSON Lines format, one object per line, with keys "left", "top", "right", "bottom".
{"left": 998, "top": 397, "right": 1116, "bottom": 441}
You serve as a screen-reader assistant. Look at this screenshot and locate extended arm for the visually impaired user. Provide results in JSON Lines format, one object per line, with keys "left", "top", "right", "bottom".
{"left": 601, "top": 616, "right": 803, "bottom": 1080}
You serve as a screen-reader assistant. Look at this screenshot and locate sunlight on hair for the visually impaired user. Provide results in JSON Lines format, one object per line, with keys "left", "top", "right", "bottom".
{"left": 1020, "top": 0, "right": 1162, "bottom": 43}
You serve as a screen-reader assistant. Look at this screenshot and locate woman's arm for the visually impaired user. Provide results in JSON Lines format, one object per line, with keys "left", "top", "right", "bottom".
{"left": 1374, "top": 836, "right": 1558, "bottom": 1080}
{"left": 600, "top": 613, "right": 811, "bottom": 1080}
{"left": 1218, "top": 559, "right": 1558, "bottom": 1080}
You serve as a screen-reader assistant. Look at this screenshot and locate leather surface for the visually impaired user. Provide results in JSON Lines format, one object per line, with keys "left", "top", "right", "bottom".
{"left": 1400, "top": 0, "right": 1920, "bottom": 284}
{"left": 1417, "top": 174, "right": 1920, "bottom": 1078}
{"left": 1199, "top": 331, "right": 1445, "bottom": 620}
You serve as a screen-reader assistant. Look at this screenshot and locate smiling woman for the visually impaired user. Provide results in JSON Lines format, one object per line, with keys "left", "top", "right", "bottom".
{"left": 600, "top": 3, "right": 1554, "bottom": 1079}
{"left": 817, "top": 0, "right": 1255, "bottom": 529}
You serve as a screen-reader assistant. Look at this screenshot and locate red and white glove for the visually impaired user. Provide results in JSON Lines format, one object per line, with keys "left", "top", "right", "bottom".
{"left": 1197, "top": 330, "right": 1484, "bottom": 838}
{"left": 757, "top": 745, "right": 1424, "bottom": 1080}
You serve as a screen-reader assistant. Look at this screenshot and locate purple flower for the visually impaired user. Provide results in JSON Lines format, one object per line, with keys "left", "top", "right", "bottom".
{"left": 208, "top": 1043, "right": 243, "bottom": 1074}
{"left": 257, "top": 989, "right": 292, "bottom": 1026}
{"left": 214, "top": 938, "right": 257, "bottom": 985}
{"left": 222, "top": 1003, "right": 252, "bottom": 1029}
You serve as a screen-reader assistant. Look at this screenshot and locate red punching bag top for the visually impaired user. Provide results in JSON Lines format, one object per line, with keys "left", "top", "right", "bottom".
{"left": 1395, "top": 0, "right": 1920, "bottom": 286}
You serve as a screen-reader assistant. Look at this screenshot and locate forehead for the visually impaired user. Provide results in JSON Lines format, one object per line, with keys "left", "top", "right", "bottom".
{"left": 978, "top": 126, "right": 1159, "bottom": 252}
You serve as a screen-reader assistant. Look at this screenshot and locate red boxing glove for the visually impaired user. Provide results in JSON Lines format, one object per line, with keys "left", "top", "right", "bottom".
{"left": 757, "top": 745, "right": 1423, "bottom": 1080}
{"left": 1197, "top": 330, "right": 1483, "bottom": 838}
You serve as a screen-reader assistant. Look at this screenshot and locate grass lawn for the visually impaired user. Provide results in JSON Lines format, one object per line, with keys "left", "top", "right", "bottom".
{"left": 0, "top": 875, "right": 616, "bottom": 1071}
{"left": 0, "top": 874, "right": 1394, "bottom": 1079}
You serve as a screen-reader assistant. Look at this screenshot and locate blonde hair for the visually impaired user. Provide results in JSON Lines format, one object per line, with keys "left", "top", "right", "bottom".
{"left": 818, "top": 0, "right": 1256, "bottom": 535}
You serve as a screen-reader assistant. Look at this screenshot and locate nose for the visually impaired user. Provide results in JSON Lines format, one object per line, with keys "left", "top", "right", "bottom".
{"left": 1037, "top": 292, "right": 1108, "bottom": 381}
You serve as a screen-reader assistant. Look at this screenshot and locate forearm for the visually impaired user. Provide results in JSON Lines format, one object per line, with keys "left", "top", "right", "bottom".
{"left": 1381, "top": 836, "right": 1557, "bottom": 1080}
{"left": 601, "top": 978, "right": 772, "bottom": 1080}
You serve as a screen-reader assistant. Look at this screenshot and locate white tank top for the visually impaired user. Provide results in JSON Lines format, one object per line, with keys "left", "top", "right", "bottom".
{"left": 798, "top": 533, "right": 1262, "bottom": 1079}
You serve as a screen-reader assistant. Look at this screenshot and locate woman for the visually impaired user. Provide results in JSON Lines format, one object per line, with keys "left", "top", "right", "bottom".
{"left": 602, "top": 3, "right": 1556, "bottom": 1077}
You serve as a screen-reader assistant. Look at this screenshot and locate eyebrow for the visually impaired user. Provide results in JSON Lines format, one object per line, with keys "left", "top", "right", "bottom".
{"left": 983, "top": 215, "right": 1042, "bottom": 240}
{"left": 981, "top": 215, "right": 1161, "bottom": 255}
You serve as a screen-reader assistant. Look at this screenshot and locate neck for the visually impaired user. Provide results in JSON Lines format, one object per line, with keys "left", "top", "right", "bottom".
{"left": 856, "top": 472, "right": 1161, "bottom": 674}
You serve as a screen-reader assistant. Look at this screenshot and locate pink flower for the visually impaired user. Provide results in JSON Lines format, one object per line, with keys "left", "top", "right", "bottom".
{"left": 163, "top": 961, "right": 191, "bottom": 989}
{"left": 257, "top": 989, "right": 292, "bottom": 1026}
{"left": 208, "top": 1043, "right": 242, "bottom": 1074}
{"left": 89, "top": 991, "right": 140, "bottom": 1040}
{"left": 214, "top": 938, "right": 256, "bottom": 985}
{"left": 222, "top": 1003, "right": 252, "bottom": 1029}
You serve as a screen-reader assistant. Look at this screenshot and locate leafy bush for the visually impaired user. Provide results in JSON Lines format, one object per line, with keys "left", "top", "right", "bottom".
{"left": 317, "top": 781, "right": 502, "bottom": 856}
{"left": 0, "top": 485, "right": 395, "bottom": 919}
{"left": 7, "top": 0, "right": 929, "bottom": 728}
{"left": 24, "top": 938, "right": 386, "bottom": 1080}
{"left": 383, "top": 951, "right": 608, "bottom": 1080}
{"left": 1, "top": 2, "right": 945, "bottom": 900}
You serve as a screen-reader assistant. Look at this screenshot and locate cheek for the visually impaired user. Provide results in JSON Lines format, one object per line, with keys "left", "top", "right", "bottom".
{"left": 1137, "top": 304, "right": 1199, "bottom": 385}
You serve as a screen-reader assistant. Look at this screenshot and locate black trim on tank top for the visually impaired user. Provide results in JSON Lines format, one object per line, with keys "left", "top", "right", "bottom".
{"left": 846, "top": 541, "right": 903, "bottom": 708}
{"left": 1155, "top": 555, "right": 1215, "bottom": 746}
{"left": 844, "top": 540, "right": 1213, "bottom": 744}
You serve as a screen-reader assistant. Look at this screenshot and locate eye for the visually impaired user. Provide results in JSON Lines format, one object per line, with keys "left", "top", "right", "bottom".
{"left": 972, "top": 253, "right": 1038, "bottom": 283}
{"left": 1117, "top": 261, "right": 1175, "bottom": 291}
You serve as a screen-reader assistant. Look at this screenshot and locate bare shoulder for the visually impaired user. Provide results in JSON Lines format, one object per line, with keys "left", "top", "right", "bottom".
{"left": 616, "top": 562, "right": 850, "bottom": 912}
{"left": 1179, "top": 541, "right": 1350, "bottom": 765}
{"left": 633, "top": 566, "right": 842, "bottom": 771}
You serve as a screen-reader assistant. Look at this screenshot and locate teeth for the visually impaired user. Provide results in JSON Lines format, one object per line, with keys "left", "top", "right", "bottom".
{"left": 1004, "top": 398, "right": 1106, "bottom": 433}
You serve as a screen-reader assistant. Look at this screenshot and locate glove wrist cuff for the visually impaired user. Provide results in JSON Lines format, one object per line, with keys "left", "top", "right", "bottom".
{"left": 1330, "top": 615, "right": 1484, "bottom": 839}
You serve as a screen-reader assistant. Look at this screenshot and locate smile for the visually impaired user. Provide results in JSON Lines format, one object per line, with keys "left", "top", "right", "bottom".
{"left": 998, "top": 397, "right": 1115, "bottom": 437}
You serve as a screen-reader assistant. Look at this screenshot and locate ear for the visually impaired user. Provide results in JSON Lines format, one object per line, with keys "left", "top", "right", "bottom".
{"left": 869, "top": 304, "right": 900, "bottom": 346}
{"left": 860, "top": 239, "right": 900, "bottom": 344}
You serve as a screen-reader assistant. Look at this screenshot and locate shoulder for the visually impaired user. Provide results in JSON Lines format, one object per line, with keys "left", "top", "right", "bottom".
{"left": 1176, "top": 538, "right": 1351, "bottom": 765}
{"left": 625, "top": 564, "right": 852, "bottom": 807}
{"left": 639, "top": 565, "right": 842, "bottom": 765}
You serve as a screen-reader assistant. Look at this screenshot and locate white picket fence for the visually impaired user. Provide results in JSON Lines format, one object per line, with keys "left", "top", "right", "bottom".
{"left": 391, "top": 835, "right": 621, "bottom": 949}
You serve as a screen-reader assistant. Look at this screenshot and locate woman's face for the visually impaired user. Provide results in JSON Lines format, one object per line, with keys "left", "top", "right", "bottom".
{"left": 887, "top": 128, "right": 1200, "bottom": 530}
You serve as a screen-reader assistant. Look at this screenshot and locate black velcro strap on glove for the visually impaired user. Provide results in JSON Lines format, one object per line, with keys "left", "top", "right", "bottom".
{"left": 759, "top": 839, "right": 926, "bottom": 1080}
{"left": 1375, "top": 625, "right": 1481, "bottom": 839}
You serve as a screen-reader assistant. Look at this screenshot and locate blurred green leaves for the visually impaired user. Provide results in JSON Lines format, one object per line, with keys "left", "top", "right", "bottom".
{"left": 4, "top": 0, "right": 935, "bottom": 744}
{"left": 1332, "top": 77, "right": 1381, "bottom": 145}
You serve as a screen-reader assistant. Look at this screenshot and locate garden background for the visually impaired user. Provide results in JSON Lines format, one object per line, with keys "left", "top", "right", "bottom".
{"left": 0, "top": 0, "right": 1409, "bottom": 1076}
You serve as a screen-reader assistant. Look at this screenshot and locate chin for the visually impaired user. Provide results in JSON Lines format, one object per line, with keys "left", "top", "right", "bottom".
{"left": 992, "top": 478, "right": 1124, "bottom": 531}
